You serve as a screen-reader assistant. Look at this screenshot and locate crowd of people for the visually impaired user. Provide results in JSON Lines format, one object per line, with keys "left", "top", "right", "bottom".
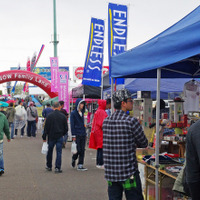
{"left": 3, "top": 88, "right": 200, "bottom": 199}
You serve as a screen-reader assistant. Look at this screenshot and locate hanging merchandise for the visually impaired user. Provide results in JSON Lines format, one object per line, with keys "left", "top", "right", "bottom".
{"left": 183, "top": 79, "right": 200, "bottom": 114}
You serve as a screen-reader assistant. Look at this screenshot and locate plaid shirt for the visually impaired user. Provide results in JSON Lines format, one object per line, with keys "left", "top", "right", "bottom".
{"left": 103, "top": 110, "right": 148, "bottom": 182}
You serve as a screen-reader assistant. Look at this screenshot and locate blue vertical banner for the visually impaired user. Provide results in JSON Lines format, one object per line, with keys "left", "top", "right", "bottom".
{"left": 82, "top": 18, "right": 105, "bottom": 87}
{"left": 108, "top": 3, "right": 128, "bottom": 84}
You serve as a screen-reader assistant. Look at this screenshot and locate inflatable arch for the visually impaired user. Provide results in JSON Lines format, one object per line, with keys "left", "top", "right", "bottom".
{"left": 0, "top": 70, "right": 58, "bottom": 98}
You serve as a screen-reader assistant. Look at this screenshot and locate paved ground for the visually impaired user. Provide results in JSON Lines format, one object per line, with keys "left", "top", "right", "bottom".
{"left": 0, "top": 130, "right": 110, "bottom": 200}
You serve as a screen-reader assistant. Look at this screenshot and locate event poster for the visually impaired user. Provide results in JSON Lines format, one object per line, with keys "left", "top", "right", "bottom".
{"left": 82, "top": 17, "right": 105, "bottom": 87}
{"left": 108, "top": 3, "right": 128, "bottom": 84}
{"left": 58, "top": 71, "right": 69, "bottom": 112}
{"left": 50, "top": 57, "right": 59, "bottom": 92}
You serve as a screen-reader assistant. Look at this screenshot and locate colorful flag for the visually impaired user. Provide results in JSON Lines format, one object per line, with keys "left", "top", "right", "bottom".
{"left": 23, "top": 57, "right": 31, "bottom": 93}
{"left": 30, "top": 52, "right": 37, "bottom": 72}
{"left": 108, "top": 3, "right": 128, "bottom": 84}
{"left": 58, "top": 71, "right": 69, "bottom": 112}
{"left": 82, "top": 18, "right": 105, "bottom": 87}
{"left": 50, "top": 57, "right": 59, "bottom": 92}
{"left": 33, "top": 44, "right": 45, "bottom": 68}
{"left": 11, "top": 64, "right": 20, "bottom": 94}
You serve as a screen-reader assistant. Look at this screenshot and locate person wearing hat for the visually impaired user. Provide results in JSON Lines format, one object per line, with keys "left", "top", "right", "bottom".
{"left": 70, "top": 98, "right": 87, "bottom": 171}
{"left": 102, "top": 89, "right": 148, "bottom": 200}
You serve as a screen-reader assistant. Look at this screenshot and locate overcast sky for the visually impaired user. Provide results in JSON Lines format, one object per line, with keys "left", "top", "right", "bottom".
{"left": 0, "top": 0, "right": 199, "bottom": 73}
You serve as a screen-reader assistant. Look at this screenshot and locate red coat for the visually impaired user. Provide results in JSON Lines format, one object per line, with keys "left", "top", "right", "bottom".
{"left": 89, "top": 99, "right": 107, "bottom": 149}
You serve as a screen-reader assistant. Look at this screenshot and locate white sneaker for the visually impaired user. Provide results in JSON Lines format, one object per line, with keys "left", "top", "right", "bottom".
{"left": 96, "top": 165, "right": 104, "bottom": 169}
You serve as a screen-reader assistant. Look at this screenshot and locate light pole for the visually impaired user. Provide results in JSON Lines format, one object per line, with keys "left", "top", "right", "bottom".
{"left": 53, "top": 0, "right": 59, "bottom": 57}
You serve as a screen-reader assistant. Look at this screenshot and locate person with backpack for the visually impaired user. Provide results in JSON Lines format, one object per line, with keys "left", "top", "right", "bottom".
{"left": 27, "top": 102, "right": 38, "bottom": 137}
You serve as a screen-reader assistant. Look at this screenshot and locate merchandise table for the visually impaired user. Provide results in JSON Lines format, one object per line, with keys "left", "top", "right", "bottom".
{"left": 138, "top": 160, "right": 178, "bottom": 200}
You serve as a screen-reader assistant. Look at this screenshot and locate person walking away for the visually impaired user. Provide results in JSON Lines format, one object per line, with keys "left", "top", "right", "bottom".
{"left": 0, "top": 112, "right": 10, "bottom": 176}
{"left": 59, "top": 101, "right": 69, "bottom": 148}
{"left": 42, "top": 102, "right": 67, "bottom": 173}
{"left": 103, "top": 89, "right": 148, "bottom": 200}
{"left": 70, "top": 98, "right": 87, "bottom": 171}
{"left": 27, "top": 102, "right": 38, "bottom": 137}
{"left": 42, "top": 103, "right": 53, "bottom": 119}
{"left": 186, "top": 119, "right": 200, "bottom": 200}
{"left": 6, "top": 102, "right": 16, "bottom": 139}
{"left": 42, "top": 103, "right": 53, "bottom": 135}
{"left": 105, "top": 98, "right": 111, "bottom": 117}
{"left": 89, "top": 99, "right": 107, "bottom": 169}
{"left": 14, "top": 100, "right": 27, "bottom": 137}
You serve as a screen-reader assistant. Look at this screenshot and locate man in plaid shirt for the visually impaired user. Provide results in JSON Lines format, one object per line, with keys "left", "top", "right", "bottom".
{"left": 103, "top": 89, "right": 148, "bottom": 200}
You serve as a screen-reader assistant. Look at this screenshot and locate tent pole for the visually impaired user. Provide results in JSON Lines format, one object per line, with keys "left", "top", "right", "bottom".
{"left": 101, "top": 68, "right": 104, "bottom": 99}
{"left": 155, "top": 68, "right": 161, "bottom": 200}
{"left": 111, "top": 78, "right": 114, "bottom": 114}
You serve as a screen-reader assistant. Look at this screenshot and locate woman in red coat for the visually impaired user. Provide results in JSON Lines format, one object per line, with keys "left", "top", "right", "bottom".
{"left": 89, "top": 99, "right": 107, "bottom": 168}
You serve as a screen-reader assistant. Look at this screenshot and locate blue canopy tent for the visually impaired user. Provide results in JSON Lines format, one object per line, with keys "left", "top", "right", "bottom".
{"left": 110, "top": 5, "right": 200, "bottom": 200}
{"left": 103, "top": 78, "right": 191, "bottom": 99}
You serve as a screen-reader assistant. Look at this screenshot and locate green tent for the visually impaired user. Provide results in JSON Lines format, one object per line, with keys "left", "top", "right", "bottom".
{"left": 42, "top": 96, "right": 58, "bottom": 106}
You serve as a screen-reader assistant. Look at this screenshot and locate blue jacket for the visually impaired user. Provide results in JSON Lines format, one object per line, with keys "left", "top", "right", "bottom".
{"left": 70, "top": 98, "right": 86, "bottom": 137}
{"left": 42, "top": 107, "right": 54, "bottom": 118}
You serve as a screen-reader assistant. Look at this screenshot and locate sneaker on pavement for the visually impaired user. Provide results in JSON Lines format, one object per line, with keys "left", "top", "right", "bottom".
{"left": 71, "top": 159, "right": 76, "bottom": 168}
{"left": 55, "top": 168, "right": 62, "bottom": 173}
{"left": 0, "top": 169, "right": 4, "bottom": 176}
{"left": 77, "top": 165, "right": 88, "bottom": 171}
{"left": 45, "top": 167, "right": 52, "bottom": 171}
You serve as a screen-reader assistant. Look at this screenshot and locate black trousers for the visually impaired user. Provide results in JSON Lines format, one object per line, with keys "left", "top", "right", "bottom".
{"left": 188, "top": 181, "right": 200, "bottom": 200}
{"left": 72, "top": 135, "right": 86, "bottom": 165}
{"left": 97, "top": 148, "right": 103, "bottom": 166}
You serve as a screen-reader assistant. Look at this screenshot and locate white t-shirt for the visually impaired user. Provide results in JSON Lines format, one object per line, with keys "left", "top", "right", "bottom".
{"left": 183, "top": 80, "right": 200, "bottom": 114}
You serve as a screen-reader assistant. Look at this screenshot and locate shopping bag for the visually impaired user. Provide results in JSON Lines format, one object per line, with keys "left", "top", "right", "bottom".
{"left": 71, "top": 141, "right": 77, "bottom": 154}
{"left": 41, "top": 142, "right": 48, "bottom": 155}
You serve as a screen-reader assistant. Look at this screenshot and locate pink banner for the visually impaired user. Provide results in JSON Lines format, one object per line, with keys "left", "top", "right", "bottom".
{"left": 58, "top": 71, "right": 69, "bottom": 112}
{"left": 50, "top": 57, "right": 59, "bottom": 92}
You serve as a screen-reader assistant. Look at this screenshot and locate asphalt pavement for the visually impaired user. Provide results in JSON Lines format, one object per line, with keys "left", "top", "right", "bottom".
{"left": 0, "top": 129, "right": 109, "bottom": 200}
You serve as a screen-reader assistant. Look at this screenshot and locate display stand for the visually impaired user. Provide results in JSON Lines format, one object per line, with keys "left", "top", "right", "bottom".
{"left": 133, "top": 98, "right": 152, "bottom": 140}
{"left": 138, "top": 160, "right": 185, "bottom": 200}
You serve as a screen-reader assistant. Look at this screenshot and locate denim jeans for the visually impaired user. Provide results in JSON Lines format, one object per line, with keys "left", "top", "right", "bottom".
{"left": 97, "top": 148, "right": 103, "bottom": 166}
{"left": 27, "top": 120, "right": 36, "bottom": 137}
{"left": 63, "top": 133, "right": 68, "bottom": 143}
{"left": 47, "top": 137, "right": 63, "bottom": 169}
{"left": 9, "top": 122, "right": 14, "bottom": 139}
{"left": 72, "top": 135, "right": 86, "bottom": 165}
{"left": 0, "top": 142, "right": 4, "bottom": 170}
{"left": 108, "top": 171, "right": 144, "bottom": 200}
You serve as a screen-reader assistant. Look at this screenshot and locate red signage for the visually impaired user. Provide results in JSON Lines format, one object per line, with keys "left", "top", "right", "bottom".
{"left": 75, "top": 67, "right": 84, "bottom": 79}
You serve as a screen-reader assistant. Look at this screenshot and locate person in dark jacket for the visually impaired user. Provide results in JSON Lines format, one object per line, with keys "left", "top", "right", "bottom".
{"left": 59, "top": 101, "right": 69, "bottom": 148}
{"left": 42, "top": 102, "right": 67, "bottom": 173}
{"left": 42, "top": 103, "right": 53, "bottom": 119}
{"left": 70, "top": 98, "right": 87, "bottom": 171}
{"left": 186, "top": 120, "right": 200, "bottom": 200}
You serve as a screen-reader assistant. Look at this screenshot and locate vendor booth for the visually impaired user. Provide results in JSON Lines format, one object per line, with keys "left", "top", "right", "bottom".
{"left": 103, "top": 77, "right": 191, "bottom": 99}
{"left": 110, "top": 5, "right": 200, "bottom": 200}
